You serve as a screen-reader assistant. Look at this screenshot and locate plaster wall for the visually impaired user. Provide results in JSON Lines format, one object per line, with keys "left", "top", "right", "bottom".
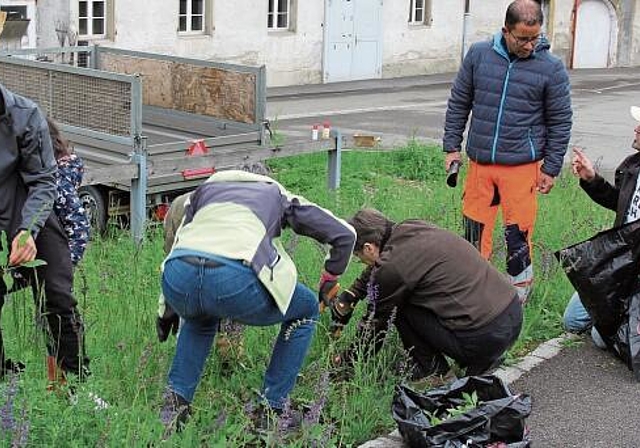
{"left": 548, "top": 0, "right": 575, "bottom": 66}
{"left": 37, "top": 0, "right": 71, "bottom": 48}
{"left": 57, "top": 0, "right": 639, "bottom": 87}
{"left": 381, "top": 0, "right": 464, "bottom": 77}
{"left": 634, "top": 0, "right": 640, "bottom": 64}
{"left": 0, "top": 0, "right": 37, "bottom": 47}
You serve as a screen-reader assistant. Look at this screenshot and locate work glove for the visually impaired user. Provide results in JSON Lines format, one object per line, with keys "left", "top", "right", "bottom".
{"left": 318, "top": 270, "right": 340, "bottom": 312}
{"left": 330, "top": 290, "right": 357, "bottom": 337}
{"left": 157, "top": 301, "right": 180, "bottom": 343}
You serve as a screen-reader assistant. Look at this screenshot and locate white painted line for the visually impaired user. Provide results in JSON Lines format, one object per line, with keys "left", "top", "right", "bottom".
{"left": 268, "top": 100, "right": 448, "bottom": 121}
{"left": 573, "top": 81, "right": 640, "bottom": 94}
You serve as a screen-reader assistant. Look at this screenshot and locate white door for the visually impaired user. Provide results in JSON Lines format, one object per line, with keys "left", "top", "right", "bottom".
{"left": 323, "top": 0, "right": 382, "bottom": 83}
{"left": 573, "top": 0, "right": 613, "bottom": 68}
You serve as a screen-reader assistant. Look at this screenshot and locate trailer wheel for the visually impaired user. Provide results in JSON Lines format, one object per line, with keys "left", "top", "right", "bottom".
{"left": 78, "top": 186, "right": 107, "bottom": 235}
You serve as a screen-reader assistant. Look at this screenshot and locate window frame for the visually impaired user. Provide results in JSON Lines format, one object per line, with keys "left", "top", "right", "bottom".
{"left": 78, "top": 0, "right": 107, "bottom": 39}
{"left": 267, "top": 0, "right": 291, "bottom": 32}
{"left": 178, "top": 0, "right": 206, "bottom": 34}
{"left": 408, "top": 0, "right": 433, "bottom": 26}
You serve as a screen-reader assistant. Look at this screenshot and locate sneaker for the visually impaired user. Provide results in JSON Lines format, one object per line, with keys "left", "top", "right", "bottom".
{"left": 160, "top": 390, "right": 191, "bottom": 437}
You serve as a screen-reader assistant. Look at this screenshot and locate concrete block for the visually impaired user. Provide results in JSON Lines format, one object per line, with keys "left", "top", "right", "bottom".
{"left": 494, "top": 366, "right": 525, "bottom": 384}
{"left": 358, "top": 430, "right": 405, "bottom": 448}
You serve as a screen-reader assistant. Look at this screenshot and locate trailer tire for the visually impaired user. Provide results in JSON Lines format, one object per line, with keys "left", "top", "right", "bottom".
{"left": 78, "top": 186, "right": 107, "bottom": 235}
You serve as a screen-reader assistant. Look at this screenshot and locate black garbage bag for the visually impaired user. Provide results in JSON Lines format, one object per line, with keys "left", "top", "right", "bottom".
{"left": 392, "top": 375, "right": 531, "bottom": 448}
{"left": 607, "top": 292, "right": 640, "bottom": 380}
{"left": 554, "top": 220, "right": 640, "bottom": 337}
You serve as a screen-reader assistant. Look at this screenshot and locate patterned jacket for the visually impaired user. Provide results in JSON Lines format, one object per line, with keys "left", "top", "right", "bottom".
{"left": 54, "top": 153, "right": 90, "bottom": 265}
{"left": 165, "top": 170, "right": 356, "bottom": 314}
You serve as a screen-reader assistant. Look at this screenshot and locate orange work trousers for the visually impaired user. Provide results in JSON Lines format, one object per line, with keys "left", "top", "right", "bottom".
{"left": 462, "top": 160, "right": 539, "bottom": 260}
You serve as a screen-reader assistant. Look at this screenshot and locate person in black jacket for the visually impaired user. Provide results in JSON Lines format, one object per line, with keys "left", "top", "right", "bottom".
{"left": 563, "top": 106, "right": 640, "bottom": 346}
{"left": 331, "top": 208, "right": 522, "bottom": 380}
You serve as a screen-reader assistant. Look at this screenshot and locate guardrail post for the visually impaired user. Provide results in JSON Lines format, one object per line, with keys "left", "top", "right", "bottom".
{"left": 130, "top": 136, "right": 147, "bottom": 244}
{"left": 129, "top": 74, "right": 145, "bottom": 244}
{"left": 327, "top": 128, "right": 342, "bottom": 190}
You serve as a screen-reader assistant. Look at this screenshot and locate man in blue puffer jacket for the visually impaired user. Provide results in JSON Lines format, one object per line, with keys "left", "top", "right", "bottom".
{"left": 443, "top": 0, "right": 572, "bottom": 302}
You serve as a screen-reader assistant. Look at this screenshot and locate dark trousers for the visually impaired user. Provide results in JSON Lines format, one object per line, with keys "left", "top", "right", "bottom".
{"left": 396, "top": 296, "right": 522, "bottom": 377}
{"left": 0, "top": 212, "right": 89, "bottom": 377}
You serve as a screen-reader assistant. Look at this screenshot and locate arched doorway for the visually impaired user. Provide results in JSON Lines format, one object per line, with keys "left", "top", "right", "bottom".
{"left": 573, "top": 0, "right": 617, "bottom": 68}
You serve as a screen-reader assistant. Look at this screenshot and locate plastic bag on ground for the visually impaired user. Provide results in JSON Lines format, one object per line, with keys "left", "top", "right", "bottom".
{"left": 392, "top": 375, "right": 531, "bottom": 448}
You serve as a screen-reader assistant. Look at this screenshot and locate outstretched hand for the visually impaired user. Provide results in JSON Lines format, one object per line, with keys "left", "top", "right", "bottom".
{"left": 571, "top": 147, "right": 596, "bottom": 182}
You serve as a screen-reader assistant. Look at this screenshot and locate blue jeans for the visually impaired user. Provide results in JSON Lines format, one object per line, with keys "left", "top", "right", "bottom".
{"left": 562, "top": 292, "right": 606, "bottom": 349}
{"left": 162, "top": 256, "right": 319, "bottom": 409}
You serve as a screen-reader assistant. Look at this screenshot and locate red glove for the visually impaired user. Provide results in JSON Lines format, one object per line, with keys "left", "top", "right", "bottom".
{"left": 318, "top": 270, "right": 340, "bottom": 311}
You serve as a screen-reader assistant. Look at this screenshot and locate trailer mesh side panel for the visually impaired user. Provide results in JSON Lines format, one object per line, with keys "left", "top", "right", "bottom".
{"left": 0, "top": 62, "right": 132, "bottom": 138}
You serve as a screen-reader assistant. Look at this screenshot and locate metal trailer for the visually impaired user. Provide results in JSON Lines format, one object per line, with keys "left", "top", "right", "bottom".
{"left": 0, "top": 46, "right": 267, "bottom": 242}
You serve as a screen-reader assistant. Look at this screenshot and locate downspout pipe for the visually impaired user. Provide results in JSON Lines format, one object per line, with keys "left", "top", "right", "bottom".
{"left": 461, "top": 0, "right": 471, "bottom": 63}
{"left": 569, "top": 0, "right": 580, "bottom": 69}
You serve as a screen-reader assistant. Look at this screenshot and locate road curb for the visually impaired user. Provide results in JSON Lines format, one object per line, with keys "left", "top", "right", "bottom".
{"left": 357, "top": 334, "right": 575, "bottom": 448}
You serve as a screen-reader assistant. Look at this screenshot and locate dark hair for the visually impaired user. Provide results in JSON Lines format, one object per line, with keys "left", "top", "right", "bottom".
{"left": 505, "top": 0, "right": 543, "bottom": 29}
{"left": 46, "top": 116, "right": 72, "bottom": 160}
{"left": 348, "top": 208, "right": 394, "bottom": 252}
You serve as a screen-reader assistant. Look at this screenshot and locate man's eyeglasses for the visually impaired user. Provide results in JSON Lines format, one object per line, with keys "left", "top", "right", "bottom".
{"left": 509, "top": 30, "right": 541, "bottom": 46}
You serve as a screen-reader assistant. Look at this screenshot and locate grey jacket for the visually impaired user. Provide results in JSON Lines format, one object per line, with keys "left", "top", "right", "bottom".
{"left": 0, "top": 84, "right": 56, "bottom": 239}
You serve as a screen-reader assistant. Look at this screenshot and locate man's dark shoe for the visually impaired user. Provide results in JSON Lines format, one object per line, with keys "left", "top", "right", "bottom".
{"left": 250, "top": 404, "right": 303, "bottom": 434}
{"left": 160, "top": 390, "right": 192, "bottom": 437}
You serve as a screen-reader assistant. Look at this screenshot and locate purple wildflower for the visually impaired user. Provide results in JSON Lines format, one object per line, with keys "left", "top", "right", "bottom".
{"left": 276, "top": 398, "right": 294, "bottom": 436}
{"left": 10, "top": 405, "right": 29, "bottom": 448}
{"left": 366, "top": 281, "right": 380, "bottom": 313}
{"left": 303, "top": 372, "right": 329, "bottom": 426}
{"left": 283, "top": 318, "right": 316, "bottom": 341}
{"left": 135, "top": 342, "right": 154, "bottom": 378}
{"left": 1, "top": 374, "right": 18, "bottom": 432}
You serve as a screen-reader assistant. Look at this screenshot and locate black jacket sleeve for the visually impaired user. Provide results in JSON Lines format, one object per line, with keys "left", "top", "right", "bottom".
{"left": 580, "top": 174, "right": 619, "bottom": 213}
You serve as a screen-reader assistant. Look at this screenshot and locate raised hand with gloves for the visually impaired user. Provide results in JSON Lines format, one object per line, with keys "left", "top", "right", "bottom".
{"left": 318, "top": 270, "right": 340, "bottom": 312}
{"left": 329, "top": 290, "right": 357, "bottom": 337}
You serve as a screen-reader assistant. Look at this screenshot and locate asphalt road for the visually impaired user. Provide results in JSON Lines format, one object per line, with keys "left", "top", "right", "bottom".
{"left": 511, "top": 336, "right": 640, "bottom": 447}
{"left": 268, "top": 67, "right": 640, "bottom": 176}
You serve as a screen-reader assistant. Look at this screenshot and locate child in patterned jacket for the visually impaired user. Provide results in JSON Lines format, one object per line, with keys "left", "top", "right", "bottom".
{"left": 47, "top": 117, "right": 90, "bottom": 266}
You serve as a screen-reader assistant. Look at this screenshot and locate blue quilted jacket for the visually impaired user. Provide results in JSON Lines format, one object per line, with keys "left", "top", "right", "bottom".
{"left": 443, "top": 32, "right": 572, "bottom": 177}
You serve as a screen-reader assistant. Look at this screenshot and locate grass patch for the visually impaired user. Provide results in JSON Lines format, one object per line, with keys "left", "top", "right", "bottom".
{"left": 0, "top": 143, "right": 611, "bottom": 446}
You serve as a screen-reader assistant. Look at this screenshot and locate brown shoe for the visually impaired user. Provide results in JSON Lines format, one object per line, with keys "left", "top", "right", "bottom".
{"left": 46, "top": 356, "right": 67, "bottom": 393}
